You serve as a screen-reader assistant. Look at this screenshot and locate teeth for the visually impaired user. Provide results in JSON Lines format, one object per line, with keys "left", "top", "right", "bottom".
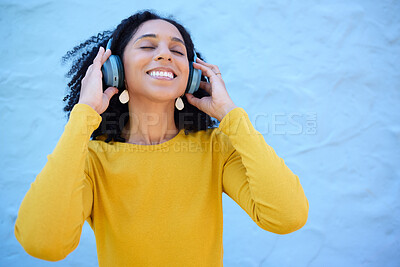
{"left": 149, "top": 71, "right": 174, "bottom": 79}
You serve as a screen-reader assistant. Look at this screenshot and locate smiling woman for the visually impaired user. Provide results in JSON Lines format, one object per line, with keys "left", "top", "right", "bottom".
{"left": 14, "top": 9, "right": 309, "bottom": 267}
{"left": 120, "top": 19, "right": 192, "bottom": 139}
{"left": 61, "top": 11, "right": 217, "bottom": 144}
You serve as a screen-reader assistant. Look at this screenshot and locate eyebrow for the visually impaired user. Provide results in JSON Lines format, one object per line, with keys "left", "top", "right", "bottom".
{"left": 133, "top": 34, "right": 185, "bottom": 46}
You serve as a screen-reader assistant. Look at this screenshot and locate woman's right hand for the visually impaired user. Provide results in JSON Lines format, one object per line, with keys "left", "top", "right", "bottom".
{"left": 78, "top": 46, "right": 119, "bottom": 115}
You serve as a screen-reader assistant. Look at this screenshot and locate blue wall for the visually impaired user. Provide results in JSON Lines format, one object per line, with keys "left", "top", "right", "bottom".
{"left": 1, "top": 0, "right": 399, "bottom": 266}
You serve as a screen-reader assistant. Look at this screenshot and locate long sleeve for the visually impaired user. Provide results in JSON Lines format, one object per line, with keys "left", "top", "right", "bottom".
{"left": 220, "top": 107, "right": 309, "bottom": 235}
{"left": 14, "top": 103, "right": 102, "bottom": 261}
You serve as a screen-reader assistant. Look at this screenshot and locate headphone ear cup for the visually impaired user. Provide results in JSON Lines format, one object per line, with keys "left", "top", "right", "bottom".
{"left": 101, "top": 38, "right": 125, "bottom": 89}
{"left": 185, "top": 61, "right": 194, "bottom": 94}
{"left": 185, "top": 50, "right": 202, "bottom": 94}
{"left": 102, "top": 55, "right": 125, "bottom": 89}
{"left": 190, "top": 67, "right": 202, "bottom": 94}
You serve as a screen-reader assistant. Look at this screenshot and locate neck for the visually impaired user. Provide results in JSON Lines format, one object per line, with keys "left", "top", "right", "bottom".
{"left": 121, "top": 96, "right": 180, "bottom": 145}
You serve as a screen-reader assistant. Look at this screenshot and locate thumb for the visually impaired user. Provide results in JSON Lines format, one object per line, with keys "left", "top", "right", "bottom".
{"left": 186, "top": 93, "right": 200, "bottom": 109}
{"left": 104, "top": 87, "right": 119, "bottom": 101}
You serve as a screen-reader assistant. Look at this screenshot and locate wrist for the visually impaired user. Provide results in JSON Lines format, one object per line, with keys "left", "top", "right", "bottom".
{"left": 77, "top": 100, "right": 99, "bottom": 114}
{"left": 216, "top": 103, "right": 238, "bottom": 121}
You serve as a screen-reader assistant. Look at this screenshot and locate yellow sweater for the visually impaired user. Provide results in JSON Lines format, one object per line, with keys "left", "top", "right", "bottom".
{"left": 15, "top": 103, "right": 309, "bottom": 266}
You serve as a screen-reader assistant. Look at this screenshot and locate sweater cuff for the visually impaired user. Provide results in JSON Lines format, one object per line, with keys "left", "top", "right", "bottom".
{"left": 69, "top": 103, "right": 102, "bottom": 135}
{"left": 217, "top": 107, "right": 252, "bottom": 136}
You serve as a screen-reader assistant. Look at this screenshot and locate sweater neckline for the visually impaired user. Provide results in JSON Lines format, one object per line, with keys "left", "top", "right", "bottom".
{"left": 107, "top": 129, "right": 185, "bottom": 150}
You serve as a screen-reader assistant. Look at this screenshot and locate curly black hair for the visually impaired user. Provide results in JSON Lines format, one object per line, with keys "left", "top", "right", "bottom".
{"left": 61, "top": 9, "right": 218, "bottom": 143}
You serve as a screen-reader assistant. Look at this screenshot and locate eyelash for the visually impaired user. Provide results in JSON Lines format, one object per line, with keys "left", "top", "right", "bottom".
{"left": 140, "top": 47, "right": 184, "bottom": 56}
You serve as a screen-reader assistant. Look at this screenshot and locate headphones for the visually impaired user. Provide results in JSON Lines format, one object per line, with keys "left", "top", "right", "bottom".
{"left": 101, "top": 38, "right": 202, "bottom": 95}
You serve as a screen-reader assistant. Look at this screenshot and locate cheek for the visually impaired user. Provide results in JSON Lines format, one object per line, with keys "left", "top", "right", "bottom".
{"left": 180, "top": 60, "right": 190, "bottom": 78}
{"left": 179, "top": 66, "right": 189, "bottom": 87}
{"left": 123, "top": 56, "right": 145, "bottom": 80}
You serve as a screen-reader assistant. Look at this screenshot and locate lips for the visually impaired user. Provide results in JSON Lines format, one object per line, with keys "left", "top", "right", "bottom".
{"left": 146, "top": 67, "right": 177, "bottom": 78}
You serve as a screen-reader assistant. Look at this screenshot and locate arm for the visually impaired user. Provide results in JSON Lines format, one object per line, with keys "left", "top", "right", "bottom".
{"left": 220, "top": 107, "right": 309, "bottom": 235}
{"left": 14, "top": 103, "right": 101, "bottom": 261}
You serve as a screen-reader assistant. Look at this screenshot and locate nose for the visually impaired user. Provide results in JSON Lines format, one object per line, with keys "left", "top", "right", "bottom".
{"left": 154, "top": 45, "right": 172, "bottom": 62}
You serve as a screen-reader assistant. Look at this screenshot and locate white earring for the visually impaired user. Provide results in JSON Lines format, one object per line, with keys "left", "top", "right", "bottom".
{"left": 175, "top": 96, "right": 184, "bottom": 110}
{"left": 119, "top": 89, "right": 129, "bottom": 104}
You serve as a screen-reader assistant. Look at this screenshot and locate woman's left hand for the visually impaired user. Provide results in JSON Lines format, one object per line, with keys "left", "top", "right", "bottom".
{"left": 185, "top": 58, "right": 238, "bottom": 122}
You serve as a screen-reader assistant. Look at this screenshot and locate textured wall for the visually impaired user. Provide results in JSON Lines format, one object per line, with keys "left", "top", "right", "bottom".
{"left": 1, "top": 0, "right": 399, "bottom": 266}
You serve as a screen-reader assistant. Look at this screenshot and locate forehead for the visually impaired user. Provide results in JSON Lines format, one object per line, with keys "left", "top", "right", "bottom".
{"left": 132, "top": 19, "right": 183, "bottom": 41}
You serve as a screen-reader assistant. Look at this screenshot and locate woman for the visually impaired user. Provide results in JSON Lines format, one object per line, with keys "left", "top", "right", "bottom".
{"left": 14, "top": 10, "right": 309, "bottom": 266}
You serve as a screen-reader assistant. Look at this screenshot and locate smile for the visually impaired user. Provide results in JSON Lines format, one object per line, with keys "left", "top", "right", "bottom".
{"left": 147, "top": 70, "right": 176, "bottom": 81}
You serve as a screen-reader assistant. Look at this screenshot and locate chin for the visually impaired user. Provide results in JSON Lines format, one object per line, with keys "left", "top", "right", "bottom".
{"left": 148, "top": 81, "right": 185, "bottom": 93}
{"left": 144, "top": 86, "right": 184, "bottom": 101}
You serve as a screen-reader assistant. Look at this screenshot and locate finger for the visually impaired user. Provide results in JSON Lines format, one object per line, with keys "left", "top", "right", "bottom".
{"left": 103, "top": 87, "right": 119, "bottom": 101}
{"left": 85, "top": 64, "right": 93, "bottom": 76}
{"left": 194, "top": 59, "right": 221, "bottom": 74}
{"left": 196, "top": 57, "right": 211, "bottom": 66}
{"left": 199, "top": 81, "right": 212, "bottom": 95}
{"left": 196, "top": 57, "right": 215, "bottom": 68}
{"left": 185, "top": 93, "right": 202, "bottom": 110}
{"left": 193, "top": 62, "right": 221, "bottom": 81}
{"left": 196, "top": 58, "right": 221, "bottom": 72}
{"left": 93, "top": 46, "right": 105, "bottom": 69}
{"left": 101, "top": 49, "right": 112, "bottom": 65}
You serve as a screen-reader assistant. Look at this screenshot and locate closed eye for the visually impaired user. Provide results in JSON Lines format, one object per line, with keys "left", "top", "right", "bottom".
{"left": 140, "top": 47, "right": 184, "bottom": 56}
{"left": 172, "top": 50, "right": 184, "bottom": 55}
